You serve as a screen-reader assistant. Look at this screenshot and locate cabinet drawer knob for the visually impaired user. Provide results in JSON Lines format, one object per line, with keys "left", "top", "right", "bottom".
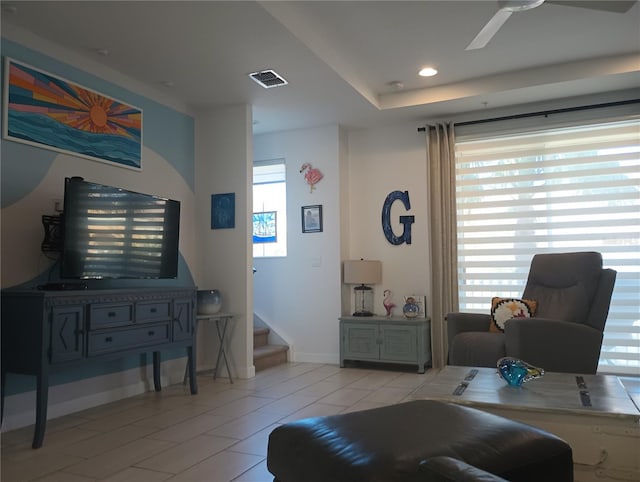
{"left": 148, "top": 331, "right": 155, "bottom": 336}
{"left": 108, "top": 312, "right": 116, "bottom": 318}
{"left": 150, "top": 308, "right": 157, "bottom": 313}
{"left": 105, "top": 336, "right": 113, "bottom": 342}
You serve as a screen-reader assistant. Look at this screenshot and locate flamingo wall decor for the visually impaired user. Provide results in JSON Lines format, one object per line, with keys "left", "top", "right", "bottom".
{"left": 300, "top": 163, "right": 323, "bottom": 192}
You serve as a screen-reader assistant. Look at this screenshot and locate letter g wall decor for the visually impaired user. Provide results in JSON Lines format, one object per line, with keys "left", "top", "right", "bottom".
{"left": 382, "top": 190, "right": 415, "bottom": 245}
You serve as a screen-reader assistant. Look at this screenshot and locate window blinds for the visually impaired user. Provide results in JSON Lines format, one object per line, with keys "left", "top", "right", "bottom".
{"left": 455, "top": 117, "right": 640, "bottom": 375}
{"left": 254, "top": 159, "right": 286, "bottom": 185}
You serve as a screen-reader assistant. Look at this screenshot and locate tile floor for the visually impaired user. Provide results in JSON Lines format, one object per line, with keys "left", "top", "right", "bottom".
{"left": 2, "top": 364, "right": 638, "bottom": 482}
{"left": 0, "top": 363, "right": 437, "bottom": 482}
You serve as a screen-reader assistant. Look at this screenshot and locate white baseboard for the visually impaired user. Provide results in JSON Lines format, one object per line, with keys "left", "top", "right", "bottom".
{"left": 293, "top": 352, "right": 340, "bottom": 364}
{"left": 196, "top": 360, "right": 255, "bottom": 380}
{"left": 236, "top": 364, "right": 256, "bottom": 379}
{"left": 1, "top": 358, "right": 187, "bottom": 432}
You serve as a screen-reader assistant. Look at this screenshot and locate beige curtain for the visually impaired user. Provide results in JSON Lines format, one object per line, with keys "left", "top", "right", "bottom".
{"left": 425, "top": 123, "right": 459, "bottom": 368}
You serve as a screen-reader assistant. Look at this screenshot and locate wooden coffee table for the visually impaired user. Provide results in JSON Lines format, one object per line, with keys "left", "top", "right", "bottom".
{"left": 410, "top": 366, "right": 639, "bottom": 482}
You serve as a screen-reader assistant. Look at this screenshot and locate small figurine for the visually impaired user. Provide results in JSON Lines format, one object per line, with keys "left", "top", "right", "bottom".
{"left": 383, "top": 289, "right": 396, "bottom": 317}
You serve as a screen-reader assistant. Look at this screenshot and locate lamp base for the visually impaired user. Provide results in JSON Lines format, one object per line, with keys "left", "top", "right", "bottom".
{"left": 353, "top": 284, "right": 374, "bottom": 317}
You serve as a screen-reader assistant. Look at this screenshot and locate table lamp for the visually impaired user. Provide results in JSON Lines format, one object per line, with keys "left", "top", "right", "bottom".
{"left": 344, "top": 259, "right": 382, "bottom": 316}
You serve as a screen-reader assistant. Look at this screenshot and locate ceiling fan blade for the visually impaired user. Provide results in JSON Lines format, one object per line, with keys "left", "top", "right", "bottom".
{"left": 465, "top": 9, "right": 513, "bottom": 50}
{"left": 547, "top": 1, "right": 636, "bottom": 13}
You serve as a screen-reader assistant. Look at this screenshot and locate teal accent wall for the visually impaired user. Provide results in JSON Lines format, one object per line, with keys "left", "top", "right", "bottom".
{"left": 0, "top": 140, "right": 58, "bottom": 207}
{"left": 1, "top": 38, "right": 196, "bottom": 204}
{"left": 1, "top": 38, "right": 197, "bottom": 396}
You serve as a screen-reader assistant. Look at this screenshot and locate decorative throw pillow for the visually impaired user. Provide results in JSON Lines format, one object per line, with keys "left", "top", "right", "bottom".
{"left": 490, "top": 297, "right": 537, "bottom": 333}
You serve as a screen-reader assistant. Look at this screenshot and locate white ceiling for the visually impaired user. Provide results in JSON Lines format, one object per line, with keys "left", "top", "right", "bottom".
{"left": 2, "top": 1, "right": 639, "bottom": 134}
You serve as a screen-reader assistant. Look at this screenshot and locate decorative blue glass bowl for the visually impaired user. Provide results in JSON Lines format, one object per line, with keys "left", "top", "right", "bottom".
{"left": 497, "top": 357, "right": 544, "bottom": 386}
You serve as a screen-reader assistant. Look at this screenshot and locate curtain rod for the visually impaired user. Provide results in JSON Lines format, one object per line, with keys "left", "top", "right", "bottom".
{"left": 417, "top": 98, "right": 640, "bottom": 132}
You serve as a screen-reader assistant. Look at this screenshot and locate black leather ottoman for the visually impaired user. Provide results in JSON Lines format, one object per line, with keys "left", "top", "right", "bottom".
{"left": 267, "top": 400, "right": 573, "bottom": 482}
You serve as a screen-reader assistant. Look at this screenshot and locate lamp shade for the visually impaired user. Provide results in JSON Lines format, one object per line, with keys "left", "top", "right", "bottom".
{"left": 343, "top": 260, "right": 382, "bottom": 285}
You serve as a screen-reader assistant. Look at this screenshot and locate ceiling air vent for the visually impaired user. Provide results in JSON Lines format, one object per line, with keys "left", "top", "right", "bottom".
{"left": 249, "top": 70, "right": 288, "bottom": 89}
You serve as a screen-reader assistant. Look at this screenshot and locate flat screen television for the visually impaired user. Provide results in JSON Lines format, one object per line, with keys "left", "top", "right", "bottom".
{"left": 61, "top": 177, "right": 180, "bottom": 279}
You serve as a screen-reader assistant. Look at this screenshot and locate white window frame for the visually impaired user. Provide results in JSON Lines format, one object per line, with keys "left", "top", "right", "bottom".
{"left": 253, "top": 158, "right": 287, "bottom": 258}
{"left": 454, "top": 108, "right": 640, "bottom": 375}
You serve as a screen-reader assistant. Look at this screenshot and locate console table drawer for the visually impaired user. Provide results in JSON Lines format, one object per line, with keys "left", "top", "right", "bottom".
{"left": 136, "top": 301, "right": 171, "bottom": 322}
{"left": 87, "top": 322, "right": 170, "bottom": 355}
{"left": 90, "top": 303, "right": 134, "bottom": 329}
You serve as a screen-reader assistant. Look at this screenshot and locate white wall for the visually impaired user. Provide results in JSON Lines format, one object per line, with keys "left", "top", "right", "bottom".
{"left": 346, "top": 122, "right": 431, "bottom": 316}
{"left": 253, "top": 125, "right": 343, "bottom": 363}
{"left": 253, "top": 122, "right": 432, "bottom": 364}
{"left": 195, "top": 105, "right": 254, "bottom": 379}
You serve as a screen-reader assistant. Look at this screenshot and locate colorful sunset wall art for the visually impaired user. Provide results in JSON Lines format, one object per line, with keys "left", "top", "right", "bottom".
{"left": 3, "top": 58, "right": 142, "bottom": 169}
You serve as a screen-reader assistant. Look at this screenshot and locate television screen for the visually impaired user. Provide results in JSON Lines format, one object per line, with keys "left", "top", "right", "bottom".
{"left": 61, "top": 177, "right": 180, "bottom": 279}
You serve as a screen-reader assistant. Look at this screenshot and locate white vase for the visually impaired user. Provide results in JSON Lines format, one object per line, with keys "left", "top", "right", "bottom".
{"left": 197, "top": 289, "right": 222, "bottom": 314}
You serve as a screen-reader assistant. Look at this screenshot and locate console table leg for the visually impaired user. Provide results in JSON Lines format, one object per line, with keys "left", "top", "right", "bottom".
{"left": 187, "top": 346, "right": 197, "bottom": 394}
{"left": 153, "top": 351, "right": 161, "bottom": 392}
{"left": 214, "top": 318, "right": 233, "bottom": 383}
{"left": 33, "top": 372, "right": 49, "bottom": 449}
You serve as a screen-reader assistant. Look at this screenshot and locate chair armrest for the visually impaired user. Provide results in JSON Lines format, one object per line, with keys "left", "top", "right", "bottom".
{"left": 418, "top": 456, "right": 509, "bottom": 482}
{"left": 505, "top": 318, "right": 603, "bottom": 374}
{"left": 446, "top": 312, "right": 491, "bottom": 344}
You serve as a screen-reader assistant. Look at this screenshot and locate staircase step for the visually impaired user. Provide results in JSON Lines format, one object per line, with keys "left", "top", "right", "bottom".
{"left": 254, "top": 344, "right": 289, "bottom": 372}
{"left": 254, "top": 327, "right": 269, "bottom": 348}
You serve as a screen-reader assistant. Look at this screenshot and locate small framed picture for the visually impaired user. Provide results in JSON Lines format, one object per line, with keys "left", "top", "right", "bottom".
{"left": 302, "top": 205, "right": 323, "bottom": 233}
{"left": 211, "top": 193, "right": 235, "bottom": 229}
{"left": 253, "top": 211, "right": 277, "bottom": 243}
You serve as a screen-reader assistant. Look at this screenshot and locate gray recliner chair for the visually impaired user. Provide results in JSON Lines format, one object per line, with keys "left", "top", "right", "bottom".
{"left": 447, "top": 251, "right": 616, "bottom": 374}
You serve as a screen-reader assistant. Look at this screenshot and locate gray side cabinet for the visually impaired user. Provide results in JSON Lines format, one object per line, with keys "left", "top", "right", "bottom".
{"left": 339, "top": 316, "right": 431, "bottom": 373}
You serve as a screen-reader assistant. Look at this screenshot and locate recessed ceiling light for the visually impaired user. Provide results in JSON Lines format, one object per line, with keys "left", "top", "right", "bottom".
{"left": 387, "top": 81, "right": 404, "bottom": 91}
{"left": 418, "top": 67, "right": 438, "bottom": 77}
